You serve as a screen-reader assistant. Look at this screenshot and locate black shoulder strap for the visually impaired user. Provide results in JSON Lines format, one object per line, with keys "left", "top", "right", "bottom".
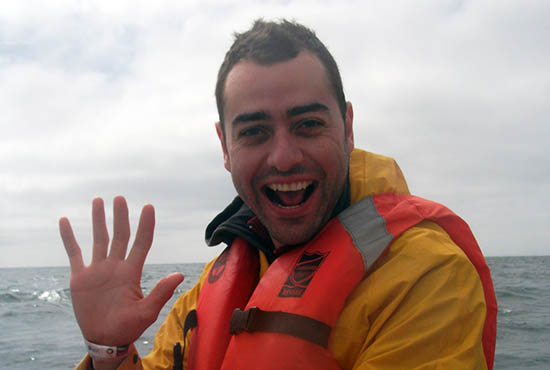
{"left": 173, "top": 309, "right": 198, "bottom": 370}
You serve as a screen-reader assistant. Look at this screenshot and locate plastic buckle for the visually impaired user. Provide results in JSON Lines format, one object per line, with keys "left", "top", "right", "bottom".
{"left": 229, "top": 306, "right": 258, "bottom": 334}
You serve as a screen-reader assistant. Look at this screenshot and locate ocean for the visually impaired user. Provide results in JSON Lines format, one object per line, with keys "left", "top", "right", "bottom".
{"left": 0, "top": 256, "right": 548, "bottom": 369}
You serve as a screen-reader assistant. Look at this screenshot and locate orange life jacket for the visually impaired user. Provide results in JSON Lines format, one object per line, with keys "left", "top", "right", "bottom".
{"left": 185, "top": 194, "right": 497, "bottom": 370}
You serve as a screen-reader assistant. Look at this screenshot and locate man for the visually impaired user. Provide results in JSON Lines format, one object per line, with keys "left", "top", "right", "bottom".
{"left": 60, "top": 19, "right": 497, "bottom": 370}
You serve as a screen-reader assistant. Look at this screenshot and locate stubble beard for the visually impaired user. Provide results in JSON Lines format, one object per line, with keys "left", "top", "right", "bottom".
{"left": 234, "top": 161, "right": 348, "bottom": 249}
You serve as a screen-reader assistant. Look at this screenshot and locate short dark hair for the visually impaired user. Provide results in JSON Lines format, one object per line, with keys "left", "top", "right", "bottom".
{"left": 215, "top": 19, "right": 347, "bottom": 136}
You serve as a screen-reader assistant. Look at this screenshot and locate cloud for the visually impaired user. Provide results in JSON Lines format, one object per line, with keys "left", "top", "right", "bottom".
{"left": 1, "top": 0, "right": 549, "bottom": 266}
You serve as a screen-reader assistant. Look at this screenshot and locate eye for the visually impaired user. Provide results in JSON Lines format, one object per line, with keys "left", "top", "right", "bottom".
{"left": 239, "top": 127, "right": 264, "bottom": 137}
{"left": 301, "top": 120, "right": 322, "bottom": 128}
{"left": 296, "top": 119, "right": 324, "bottom": 135}
{"left": 236, "top": 126, "right": 270, "bottom": 144}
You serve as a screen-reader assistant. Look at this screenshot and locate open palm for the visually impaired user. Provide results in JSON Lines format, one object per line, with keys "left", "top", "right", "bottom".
{"left": 59, "top": 196, "right": 184, "bottom": 346}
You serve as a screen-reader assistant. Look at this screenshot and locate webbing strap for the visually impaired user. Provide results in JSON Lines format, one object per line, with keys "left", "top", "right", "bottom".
{"left": 229, "top": 307, "right": 331, "bottom": 348}
{"left": 183, "top": 309, "right": 198, "bottom": 338}
{"left": 173, "top": 310, "right": 198, "bottom": 370}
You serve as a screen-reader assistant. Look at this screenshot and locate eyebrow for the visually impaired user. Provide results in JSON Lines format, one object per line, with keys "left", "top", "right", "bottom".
{"left": 287, "top": 102, "right": 329, "bottom": 117}
{"left": 232, "top": 111, "right": 270, "bottom": 126}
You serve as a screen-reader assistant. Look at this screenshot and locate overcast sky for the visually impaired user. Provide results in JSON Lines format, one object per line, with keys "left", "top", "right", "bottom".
{"left": 1, "top": 0, "right": 548, "bottom": 268}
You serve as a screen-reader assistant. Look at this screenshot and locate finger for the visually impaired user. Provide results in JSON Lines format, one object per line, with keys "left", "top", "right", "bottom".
{"left": 92, "top": 197, "right": 110, "bottom": 263}
{"left": 109, "top": 195, "right": 130, "bottom": 260}
{"left": 59, "top": 217, "right": 85, "bottom": 272}
{"left": 127, "top": 204, "right": 155, "bottom": 271}
{"left": 141, "top": 273, "right": 185, "bottom": 325}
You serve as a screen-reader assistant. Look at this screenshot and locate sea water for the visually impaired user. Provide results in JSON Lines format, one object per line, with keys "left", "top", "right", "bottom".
{"left": 0, "top": 257, "right": 548, "bottom": 369}
{"left": 0, "top": 263, "right": 204, "bottom": 369}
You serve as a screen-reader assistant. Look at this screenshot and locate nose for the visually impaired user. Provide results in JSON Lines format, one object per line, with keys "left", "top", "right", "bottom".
{"left": 266, "top": 130, "right": 303, "bottom": 172}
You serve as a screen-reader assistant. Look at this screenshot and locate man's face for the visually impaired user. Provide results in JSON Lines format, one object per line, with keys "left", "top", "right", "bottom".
{"left": 216, "top": 52, "right": 354, "bottom": 248}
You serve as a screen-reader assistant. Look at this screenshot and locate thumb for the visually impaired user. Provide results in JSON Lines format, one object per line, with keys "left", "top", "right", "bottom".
{"left": 141, "top": 273, "right": 185, "bottom": 324}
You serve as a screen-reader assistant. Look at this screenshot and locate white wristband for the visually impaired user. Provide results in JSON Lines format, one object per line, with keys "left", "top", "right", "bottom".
{"left": 84, "top": 338, "right": 130, "bottom": 360}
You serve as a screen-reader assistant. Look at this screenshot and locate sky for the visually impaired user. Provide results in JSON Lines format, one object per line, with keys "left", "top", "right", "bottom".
{"left": 1, "top": 0, "right": 548, "bottom": 268}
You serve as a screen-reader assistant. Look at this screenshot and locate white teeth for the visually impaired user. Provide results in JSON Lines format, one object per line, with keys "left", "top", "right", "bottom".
{"left": 277, "top": 204, "right": 300, "bottom": 209}
{"left": 268, "top": 181, "right": 312, "bottom": 192}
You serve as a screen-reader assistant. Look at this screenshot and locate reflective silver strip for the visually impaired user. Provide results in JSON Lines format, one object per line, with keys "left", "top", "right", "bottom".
{"left": 337, "top": 196, "right": 394, "bottom": 274}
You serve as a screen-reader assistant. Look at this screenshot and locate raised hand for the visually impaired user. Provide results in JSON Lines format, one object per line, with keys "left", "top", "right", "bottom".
{"left": 59, "top": 196, "right": 184, "bottom": 347}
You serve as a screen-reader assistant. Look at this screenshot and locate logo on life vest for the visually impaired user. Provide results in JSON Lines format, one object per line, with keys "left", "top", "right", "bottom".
{"left": 278, "top": 251, "right": 329, "bottom": 298}
{"left": 208, "top": 246, "right": 230, "bottom": 283}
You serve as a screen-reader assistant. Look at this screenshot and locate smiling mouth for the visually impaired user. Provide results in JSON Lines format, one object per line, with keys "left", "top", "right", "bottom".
{"left": 264, "top": 181, "right": 316, "bottom": 209}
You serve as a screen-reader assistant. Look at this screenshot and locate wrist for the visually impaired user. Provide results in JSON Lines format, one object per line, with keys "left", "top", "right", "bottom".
{"left": 84, "top": 338, "right": 130, "bottom": 365}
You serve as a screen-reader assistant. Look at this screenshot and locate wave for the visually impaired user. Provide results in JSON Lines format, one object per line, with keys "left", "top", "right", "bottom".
{"left": 0, "top": 288, "right": 70, "bottom": 304}
{"left": 0, "top": 292, "right": 22, "bottom": 303}
{"left": 38, "top": 290, "right": 62, "bottom": 303}
{"left": 495, "top": 285, "right": 545, "bottom": 301}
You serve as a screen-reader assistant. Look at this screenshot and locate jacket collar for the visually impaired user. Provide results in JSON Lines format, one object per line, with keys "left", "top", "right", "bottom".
{"left": 205, "top": 177, "right": 350, "bottom": 264}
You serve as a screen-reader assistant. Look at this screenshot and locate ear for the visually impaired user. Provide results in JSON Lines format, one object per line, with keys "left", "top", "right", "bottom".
{"left": 215, "top": 121, "right": 231, "bottom": 172}
{"left": 344, "top": 102, "right": 354, "bottom": 154}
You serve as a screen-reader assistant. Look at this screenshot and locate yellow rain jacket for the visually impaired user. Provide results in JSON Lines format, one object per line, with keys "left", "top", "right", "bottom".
{"left": 77, "top": 149, "right": 490, "bottom": 369}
